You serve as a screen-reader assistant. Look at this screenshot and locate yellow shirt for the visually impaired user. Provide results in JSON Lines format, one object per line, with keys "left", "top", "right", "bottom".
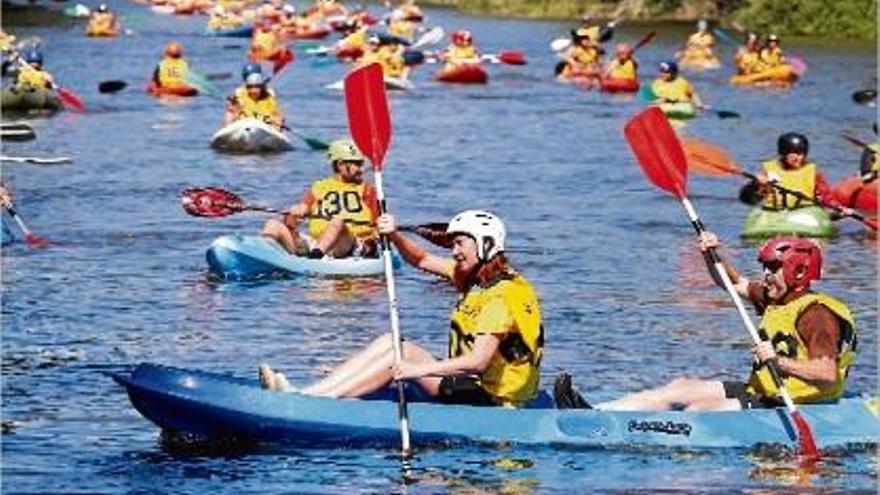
{"left": 760, "top": 47, "right": 785, "bottom": 68}
{"left": 233, "top": 86, "right": 282, "bottom": 126}
{"left": 651, "top": 76, "right": 694, "bottom": 103}
{"left": 449, "top": 270, "right": 543, "bottom": 407}
{"left": 735, "top": 49, "right": 765, "bottom": 74}
{"left": 157, "top": 57, "right": 189, "bottom": 88}
{"left": 306, "top": 177, "right": 377, "bottom": 240}
{"left": 15, "top": 66, "right": 52, "bottom": 91}
{"left": 567, "top": 44, "right": 601, "bottom": 66}
{"left": 87, "top": 12, "right": 117, "bottom": 35}
{"left": 606, "top": 58, "right": 637, "bottom": 80}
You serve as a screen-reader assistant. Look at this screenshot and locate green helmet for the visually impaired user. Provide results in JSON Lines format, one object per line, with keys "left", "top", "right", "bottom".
{"left": 327, "top": 139, "right": 365, "bottom": 163}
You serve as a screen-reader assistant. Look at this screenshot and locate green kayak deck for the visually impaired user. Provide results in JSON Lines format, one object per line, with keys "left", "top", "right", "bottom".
{"left": 1, "top": 88, "right": 62, "bottom": 113}
{"left": 743, "top": 206, "right": 836, "bottom": 238}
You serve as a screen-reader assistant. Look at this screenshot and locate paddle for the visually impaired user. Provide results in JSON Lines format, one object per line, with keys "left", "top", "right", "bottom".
{"left": 0, "top": 123, "right": 36, "bottom": 142}
{"left": 624, "top": 107, "right": 821, "bottom": 459}
{"left": 180, "top": 187, "right": 447, "bottom": 240}
{"left": 481, "top": 50, "right": 526, "bottom": 65}
{"left": 640, "top": 85, "right": 741, "bottom": 119}
{"left": 1, "top": 155, "right": 71, "bottom": 165}
{"left": 852, "top": 89, "right": 877, "bottom": 105}
{"left": 681, "top": 137, "right": 877, "bottom": 230}
{"left": 842, "top": 134, "right": 874, "bottom": 150}
{"left": 712, "top": 26, "right": 741, "bottom": 46}
{"left": 551, "top": 18, "right": 622, "bottom": 52}
{"left": 1, "top": 202, "right": 49, "bottom": 248}
{"left": 11, "top": 53, "right": 85, "bottom": 112}
{"left": 98, "top": 80, "right": 127, "bottom": 93}
{"left": 289, "top": 129, "right": 329, "bottom": 150}
{"left": 410, "top": 26, "right": 443, "bottom": 50}
{"left": 344, "top": 62, "right": 411, "bottom": 458}
{"left": 183, "top": 70, "right": 219, "bottom": 96}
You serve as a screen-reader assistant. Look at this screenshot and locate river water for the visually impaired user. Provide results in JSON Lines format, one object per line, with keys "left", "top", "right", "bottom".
{"left": 2, "top": 2, "right": 877, "bottom": 493}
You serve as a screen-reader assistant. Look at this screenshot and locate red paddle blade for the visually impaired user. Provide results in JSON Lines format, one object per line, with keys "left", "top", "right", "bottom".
{"left": 57, "top": 87, "right": 85, "bottom": 112}
{"left": 791, "top": 411, "right": 821, "bottom": 459}
{"left": 272, "top": 47, "right": 295, "bottom": 75}
{"left": 181, "top": 187, "right": 243, "bottom": 217}
{"left": 680, "top": 138, "right": 743, "bottom": 176}
{"left": 498, "top": 50, "right": 526, "bottom": 65}
{"left": 24, "top": 233, "right": 50, "bottom": 248}
{"left": 344, "top": 63, "right": 391, "bottom": 170}
{"left": 624, "top": 107, "right": 688, "bottom": 198}
{"left": 863, "top": 216, "right": 878, "bottom": 230}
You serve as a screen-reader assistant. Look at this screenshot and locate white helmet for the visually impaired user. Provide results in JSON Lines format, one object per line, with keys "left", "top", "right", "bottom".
{"left": 245, "top": 72, "right": 265, "bottom": 86}
{"left": 446, "top": 210, "right": 506, "bottom": 261}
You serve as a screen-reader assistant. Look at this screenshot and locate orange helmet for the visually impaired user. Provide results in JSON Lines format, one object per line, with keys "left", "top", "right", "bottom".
{"left": 165, "top": 41, "right": 182, "bottom": 58}
{"left": 451, "top": 29, "right": 472, "bottom": 46}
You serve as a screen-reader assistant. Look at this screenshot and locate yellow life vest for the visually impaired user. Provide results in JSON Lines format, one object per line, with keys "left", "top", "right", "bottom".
{"left": 307, "top": 177, "right": 376, "bottom": 240}
{"left": 87, "top": 12, "right": 116, "bottom": 34}
{"left": 608, "top": 59, "right": 637, "bottom": 80}
{"left": 687, "top": 31, "right": 714, "bottom": 49}
{"left": 388, "top": 19, "right": 415, "bottom": 41}
{"left": 449, "top": 271, "right": 543, "bottom": 407}
{"left": 15, "top": 66, "right": 52, "bottom": 91}
{"left": 233, "top": 86, "right": 282, "bottom": 125}
{"left": 158, "top": 57, "right": 189, "bottom": 88}
{"left": 569, "top": 44, "right": 601, "bottom": 66}
{"left": 446, "top": 45, "right": 478, "bottom": 64}
{"left": 746, "top": 293, "right": 856, "bottom": 403}
{"left": 651, "top": 76, "right": 693, "bottom": 103}
{"left": 252, "top": 29, "right": 279, "bottom": 55}
{"left": 736, "top": 50, "right": 765, "bottom": 74}
{"left": 761, "top": 159, "right": 816, "bottom": 209}
{"left": 760, "top": 47, "right": 785, "bottom": 67}
{"left": 340, "top": 28, "right": 368, "bottom": 51}
{"left": 377, "top": 46, "right": 406, "bottom": 78}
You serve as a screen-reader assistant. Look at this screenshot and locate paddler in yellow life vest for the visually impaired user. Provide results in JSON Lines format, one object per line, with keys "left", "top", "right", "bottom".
{"left": 650, "top": 61, "right": 707, "bottom": 108}
{"left": 760, "top": 34, "right": 786, "bottom": 68}
{"left": 86, "top": 4, "right": 120, "bottom": 36}
{"left": 259, "top": 210, "right": 546, "bottom": 409}
{"left": 734, "top": 32, "right": 765, "bottom": 75}
{"left": 676, "top": 19, "right": 719, "bottom": 67}
{"left": 393, "top": 0, "right": 423, "bottom": 22}
{"left": 249, "top": 21, "right": 283, "bottom": 61}
{"left": 441, "top": 29, "right": 481, "bottom": 67}
{"left": 556, "top": 233, "right": 858, "bottom": 411}
{"left": 309, "top": 0, "right": 347, "bottom": 20}
{"left": 359, "top": 35, "right": 409, "bottom": 79}
{"left": 335, "top": 25, "right": 369, "bottom": 60}
{"left": 754, "top": 133, "right": 851, "bottom": 214}
{"left": 260, "top": 139, "right": 379, "bottom": 259}
{"left": 387, "top": 13, "right": 417, "bottom": 43}
{"left": 601, "top": 43, "right": 637, "bottom": 83}
{"left": 207, "top": 5, "right": 244, "bottom": 30}
{"left": 152, "top": 42, "right": 193, "bottom": 91}
{"left": 859, "top": 142, "right": 879, "bottom": 184}
{"left": 13, "top": 51, "right": 55, "bottom": 92}
{"left": 225, "top": 70, "right": 285, "bottom": 129}
{"left": 557, "top": 27, "right": 603, "bottom": 81}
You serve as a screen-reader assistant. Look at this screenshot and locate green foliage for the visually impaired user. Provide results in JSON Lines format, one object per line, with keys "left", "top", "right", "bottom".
{"left": 732, "top": 0, "right": 877, "bottom": 39}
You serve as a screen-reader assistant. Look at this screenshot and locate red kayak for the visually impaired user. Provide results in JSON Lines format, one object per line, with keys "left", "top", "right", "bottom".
{"left": 436, "top": 64, "right": 488, "bottom": 85}
{"left": 282, "top": 25, "right": 331, "bottom": 40}
{"left": 335, "top": 46, "right": 363, "bottom": 62}
{"left": 599, "top": 77, "right": 639, "bottom": 94}
{"left": 833, "top": 176, "right": 878, "bottom": 214}
{"left": 148, "top": 82, "right": 198, "bottom": 97}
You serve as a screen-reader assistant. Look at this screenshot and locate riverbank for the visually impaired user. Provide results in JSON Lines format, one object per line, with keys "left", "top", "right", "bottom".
{"left": 420, "top": 0, "right": 878, "bottom": 40}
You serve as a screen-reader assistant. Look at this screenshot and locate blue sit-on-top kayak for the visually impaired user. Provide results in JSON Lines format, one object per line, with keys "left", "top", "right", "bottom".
{"left": 114, "top": 363, "right": 880, "bottom": 450}
{"left": 206, "top": 234, "right": 400, "bottom": 280}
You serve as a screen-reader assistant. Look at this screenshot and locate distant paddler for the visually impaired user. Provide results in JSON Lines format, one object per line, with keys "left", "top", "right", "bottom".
{"left": 676, "top": 19, "right": 721, "bottom": 70}
{"left": 649, "top": 61, "right": 707, "bottom": 118}
{"left": 207, "top": 5, "right": 245, "bottom": 31}
{"left": 150, "top": 42, "right": 198, "bottom": 95}
{"left": 359, "top": 34, "right": 410, "bottom": 80}
{"left": 260, "top": 209, "right": 546, "bottom": 411}
{"left": 440, "top": 29, "right": 482, "bottom": 66}
{"left": 555, "top": 26, "right": 603, "bottom": 84}
{"left": 249, "top": 21, "right": 285, "bottom": 62}
{"left": 85, "top": 4, "right": 121, "bottom": 37}
{"left": 11, "top": 50, "right": 55, "bottom": 93}
{"left": 600, "top": 43, "right": 638, "bottom": 91}
{"left": 224, "top": 68, "right": 285, "bottom": 129}
{"left": 391, "top": 0, "right": 424, "bottom": 22}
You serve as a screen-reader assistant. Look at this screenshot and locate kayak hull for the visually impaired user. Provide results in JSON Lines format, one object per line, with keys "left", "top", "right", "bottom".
{"left": 1, "top": 88, "right": 62, "bottom": 113}
{"left": 210, "top": 119, "right": 292, "bottom": 154}
{"left": 731, "top": 65, "right": 798, "bottom": 87}
{"left": 742, "top": 206, "right": 837, "bottom": 238}
{"left": 658, "top": 102, "right": 696, "bottom": 120}
{"left": 148, "top": 82, "right": 198, "bottom": 97}
{"left": 678, "top": 56, "right": 721, "bottom": 71}
{"left": 436, "top": 64, "right": 488, "bottom": 85}
{"left": 282, "top": 26, "right": 331, "bottom": 40}
{"left": 206, "top": 235, "right": 396, "bottom": 280}
{"left": 833, "top": 176, "right": 878, "bottom": 214}
{"left": 599, "top": 77, "right": 639, "bottom": 93}
{"left": 205, "top": 25, "right": 253, "bottom": 38}
{"left": 114, "top": 363, "right": 880, "bottom": 449}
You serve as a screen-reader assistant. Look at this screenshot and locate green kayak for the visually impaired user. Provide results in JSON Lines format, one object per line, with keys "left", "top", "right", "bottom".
{"left": 742, "top": 206, "right": 837, "bottom": 238}
{"left": 659, "top": 102, "right": 696, "bottom": 120}
{"left": 1, "top": 88, "right": 62, "bottom": 113}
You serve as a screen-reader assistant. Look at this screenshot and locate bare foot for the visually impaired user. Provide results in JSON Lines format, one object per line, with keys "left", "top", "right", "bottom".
{"left": 259, "top": 363, "right": 278, "bottom": 390}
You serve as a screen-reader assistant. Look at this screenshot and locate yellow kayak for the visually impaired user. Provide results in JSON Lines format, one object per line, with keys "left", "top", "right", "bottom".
{"left": 678, "top": 53, "right": 721, "bottom": 71}
{"left": 730, "top": 65, "right": 798, "bottom": 87}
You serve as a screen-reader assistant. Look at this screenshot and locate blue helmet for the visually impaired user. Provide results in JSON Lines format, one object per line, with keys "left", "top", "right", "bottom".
{"left": 241, "top": 62, "right": 262, "bottom": 81}
{"left": 658, "top": 60, "right": 678, "bottom": 75}
{"left": 24, "top": 51, "right": 43, "bottom": 65}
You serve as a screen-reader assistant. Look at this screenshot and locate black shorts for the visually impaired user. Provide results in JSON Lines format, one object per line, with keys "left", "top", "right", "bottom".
{"left": 723, "top": 381, "right": 783, "bottom": 409}
{"left": 436, "top": 376, "right": 497, "bottom": 407}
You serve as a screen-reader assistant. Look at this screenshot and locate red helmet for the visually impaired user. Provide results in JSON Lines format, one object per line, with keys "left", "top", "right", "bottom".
{"left": 451, "top": 29, "right": 472, "bottom": 46}
{"left": 757, "top": 237, "right": 822, "bottom": 290}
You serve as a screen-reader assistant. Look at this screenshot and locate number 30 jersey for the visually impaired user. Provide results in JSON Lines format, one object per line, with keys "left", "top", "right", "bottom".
{"left": 304, "top": 176, "right": 379, "bottom": 240}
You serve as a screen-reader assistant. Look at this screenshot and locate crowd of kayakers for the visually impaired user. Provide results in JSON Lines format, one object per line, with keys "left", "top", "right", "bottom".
{"left": 1, "top": 0, "right": 877, "bottom": 421}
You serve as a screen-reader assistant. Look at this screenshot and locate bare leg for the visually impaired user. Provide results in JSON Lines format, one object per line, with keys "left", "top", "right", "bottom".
{"left": 596, "top": 378, "right": 727, "bottom": 411}
{"left": 686, "top": 397, "right": 742, "bottom": 411}
{"left": 303, "top": 333, "right": 396, "bottom": 395}
{"left": 314, "top": 218, "right": 356, "bottom": 258}
{"left": 261, "top": 217, "right": 304, "bottom": 254}
{"left": 318, "top": 340, "right": 440, "bottom": 398}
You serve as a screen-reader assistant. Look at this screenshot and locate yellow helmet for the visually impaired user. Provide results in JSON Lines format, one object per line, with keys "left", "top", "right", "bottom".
{"left": 327, "top": 139, "right": 365, "bottom": 163}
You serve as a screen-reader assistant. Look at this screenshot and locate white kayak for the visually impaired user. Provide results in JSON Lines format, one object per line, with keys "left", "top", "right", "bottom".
{"left": 325, "top": 77, "right": 413, "bottom": 91}
{"left": 210, "top": 118, "right": 293, "bottom": 154}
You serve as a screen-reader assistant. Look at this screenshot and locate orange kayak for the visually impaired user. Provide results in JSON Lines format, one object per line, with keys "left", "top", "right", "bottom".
{"left": 833, "top": 176, "right": 878, "bottom": 214}
{"left": 436, "top": 64, "right": 488, "bottom": 84}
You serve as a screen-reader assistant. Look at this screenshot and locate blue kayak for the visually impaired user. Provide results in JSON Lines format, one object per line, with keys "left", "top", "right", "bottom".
{"left": 205, "top": 25, "right": 253, "bottom": 38}
{"left": 206, "top": 234, "right": 400, "bottom": 280}
{"left": 114, "top": 363, "right": 879, "bottom": 450}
